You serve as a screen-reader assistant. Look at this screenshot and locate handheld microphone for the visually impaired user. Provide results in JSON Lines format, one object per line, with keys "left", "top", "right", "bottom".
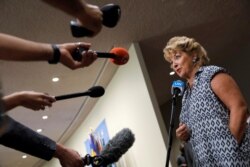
{"left": 171, "top": 80, "right": 185, "bottom": 96}
{"left": 55, "top": 86, "right": 105, "bottom": 101}
{"left": 73, "top": 47, "right": 129, "bottom": 65}
{"left": 82, "top": 128, "right": 135, "bottom": 166}
{"left": 70, "top": 4, "right": 121, "bottom": 37}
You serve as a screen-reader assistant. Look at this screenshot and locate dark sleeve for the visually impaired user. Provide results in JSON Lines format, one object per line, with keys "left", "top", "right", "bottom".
{"left": 184, "top": 141, "right": 194, "bottom": 167}
{"left": 0, "top": 115, "right": 56, "bottom": 160}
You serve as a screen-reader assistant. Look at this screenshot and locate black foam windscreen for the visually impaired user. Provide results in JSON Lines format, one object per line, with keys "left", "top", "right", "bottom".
{"left": 99, "top": 128, "right": 135, "bottom": 165}
{"left": 101, "top": 4, "right": 121, "bottom": 27}
{"left": 88, "top": 86, "right": 105, "bottom": 98}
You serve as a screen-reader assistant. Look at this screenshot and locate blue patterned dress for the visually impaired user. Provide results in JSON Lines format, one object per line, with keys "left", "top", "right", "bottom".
{"left": 180, "top": 65, "right": 250, "bottom": 166}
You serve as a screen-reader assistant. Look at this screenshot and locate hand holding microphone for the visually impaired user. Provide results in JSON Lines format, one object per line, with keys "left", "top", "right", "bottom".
{"left": 71, "top": 4, "right": 121, "bottom": 37}
{"left": 73, "top": 47, "right": 129, "bottom": 65}
{"left": 1, "top": 86, "right": 104, "bottom": 112}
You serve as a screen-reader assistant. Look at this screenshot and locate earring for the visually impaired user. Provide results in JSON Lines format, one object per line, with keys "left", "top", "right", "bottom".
{"left": 192, "top": 57, "right": 198, "bottom": 63}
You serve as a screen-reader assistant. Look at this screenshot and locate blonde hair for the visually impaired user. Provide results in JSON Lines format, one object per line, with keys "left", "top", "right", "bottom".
{"left": 163, "top": 36, "right": 210, "bottom": 66}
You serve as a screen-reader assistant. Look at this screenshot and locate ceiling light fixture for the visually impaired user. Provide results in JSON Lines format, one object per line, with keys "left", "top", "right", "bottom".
{"left": 36, "top": 129, "right": 42, "bottom": 133}
{"left": 52, "top": 77, "right": 59, "bottom": 82}
{"left": 22, "top": 155, "right": 27, "bottom": 159}
{"left": 169, "top": 71, "right": 175, "bottom": 75}
{"left": 42, "top": 115, "right": 48, "bottom": 120}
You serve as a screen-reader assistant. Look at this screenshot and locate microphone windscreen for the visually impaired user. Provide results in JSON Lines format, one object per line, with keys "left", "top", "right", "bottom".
{"left": 110, "top": 47, "right": 129, "bottom": 65}
{"left": 100, "top": 128, "right": 135, "bottom": 165}
{"left": 88, "top": 86, "right": 105, "bottom": 98}
{"left": 101, "top": 4, "right": 121, "bottom": 28}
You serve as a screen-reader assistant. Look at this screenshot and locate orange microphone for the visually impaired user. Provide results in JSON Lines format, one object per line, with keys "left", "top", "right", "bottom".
{"left": 73, "top": 47, "right": 129, "bottom": 65}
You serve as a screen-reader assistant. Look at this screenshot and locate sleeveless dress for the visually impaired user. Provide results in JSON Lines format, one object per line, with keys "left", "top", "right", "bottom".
{"left": 180, "top": 65, "right": 250, "bottom": 166}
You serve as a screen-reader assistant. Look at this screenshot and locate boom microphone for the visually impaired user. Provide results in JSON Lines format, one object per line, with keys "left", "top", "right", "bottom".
{"left": 82, "top": 128, "right": 135, "bottom": 166}
{"left": 55, "top": 86, "right": 105, "bottom": 101}
{"left": 70, "top": 4, "right": 121, "bottom": 37}
{"left": 73, "top": 47, "right": 129, "bottom": 65}
{"left": 171, "top": 80, "right": 185, "bottom": 96}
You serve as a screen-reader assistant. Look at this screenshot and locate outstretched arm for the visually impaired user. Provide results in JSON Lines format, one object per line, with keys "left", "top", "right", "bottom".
{"left": 0, "top": 33, "right": 52, "bottom": 61}
{"left": 2, "top": 91, "right": 56, "bottom": 112}
{"left": 0, "top": 115, "right": 84, "bottom": 166}
{"left": 0, "top": 33, "right": 97, "bottom": 69}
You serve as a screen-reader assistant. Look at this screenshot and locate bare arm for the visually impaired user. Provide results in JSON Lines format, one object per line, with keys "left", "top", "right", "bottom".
{"left": 211, "top": 73, "right": 248, "bottom": 144}
{"left": 0, "top": 33, "right": 52, "bottom": 61}
{"left": 2, "top": 91, "right": 56, "bottom": 112}
{"left": 42, "top": 0, "right": 86, "bottom": 17}
{"left": 0, "top": 33, "right": 97, "bottom": 69}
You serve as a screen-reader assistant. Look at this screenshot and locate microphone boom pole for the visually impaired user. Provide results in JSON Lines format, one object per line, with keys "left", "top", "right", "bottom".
{"left": 166, "top": 80, "right": 185, "bottom": 167}
{"left": 165, "top": 91, "right": 178, "bottom": 167}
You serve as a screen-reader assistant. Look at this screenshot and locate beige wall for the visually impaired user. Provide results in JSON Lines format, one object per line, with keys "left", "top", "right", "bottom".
{"left": 42, "top": 43, "right": 169, "bottom": 167}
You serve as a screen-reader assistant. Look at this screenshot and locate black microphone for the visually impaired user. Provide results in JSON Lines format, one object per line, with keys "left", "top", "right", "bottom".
{"left": 55, "top": 86, "right": 105, "bottom": 101}
{"left": 171, "top": 80, "right": 185, "bottom": 96}
{"left": 82, "top": 128, "right": 135, "bottom": 167}
{"left": 70, "top": 4, "right": 121, "bottom": 37}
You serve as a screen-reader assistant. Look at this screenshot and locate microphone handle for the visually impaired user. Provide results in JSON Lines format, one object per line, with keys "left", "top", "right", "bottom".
{"left": 97, "top": 52, "right": 116, "bottom": 59}
{"left": 72, "top": 47, "right": 116, "bottom": 61}
{"left": 82, "top": 154, "right": 105, "bottom": 167}
{"left": 70, "top": 20, "right": 94, "bottom": 37}
{"left": 55, "top": 91, "right": 90, "bottom": 101}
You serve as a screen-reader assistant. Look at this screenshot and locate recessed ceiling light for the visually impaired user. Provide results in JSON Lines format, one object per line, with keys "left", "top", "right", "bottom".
{"left": 169, "top": 71, "right": 175, "bottom": 75}
{"left": 22, "top": 155, "right": 27, "bottom": 159}
{"left": 37, "top": 129, "right": 42, "bottom": 133}
{"left": 42, "top": 115, "right": 48, "bottom": 120}
{"left": 52, "top": 77, "right": 59, "bottom": 82}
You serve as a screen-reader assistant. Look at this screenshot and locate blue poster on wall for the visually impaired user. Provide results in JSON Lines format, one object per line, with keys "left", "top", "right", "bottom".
{"left": 84, "top": 119, "right": 116, "bottom": 167}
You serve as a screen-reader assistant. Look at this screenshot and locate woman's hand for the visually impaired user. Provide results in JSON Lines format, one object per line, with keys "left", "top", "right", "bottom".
{"left": 176, "top": 123, "right": 190, "bottom": 141}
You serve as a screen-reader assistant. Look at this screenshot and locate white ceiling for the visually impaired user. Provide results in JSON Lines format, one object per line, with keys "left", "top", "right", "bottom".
{"left": 0, "top": 0, "right": 249, "bottom": 166}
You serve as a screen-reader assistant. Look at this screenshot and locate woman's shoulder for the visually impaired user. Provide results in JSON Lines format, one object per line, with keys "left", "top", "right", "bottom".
{"left": 199, "top": 65, "right": 228, "bottom": 81}
{"left": 202, "top": 65, "right": 225, "bottom": 71}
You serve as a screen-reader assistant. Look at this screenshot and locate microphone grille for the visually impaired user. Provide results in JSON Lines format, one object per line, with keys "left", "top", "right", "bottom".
{"left": 88, "top": 86, "right": 105, "bottom": 97}
{"left": 100, "top": 128, "right": 135, "bottom": 165}
{"left": 101, "top": 4, "right": 121, "bottom": 28}
{"left": 110, "top": 47, "right": 129, "bottom": 65}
